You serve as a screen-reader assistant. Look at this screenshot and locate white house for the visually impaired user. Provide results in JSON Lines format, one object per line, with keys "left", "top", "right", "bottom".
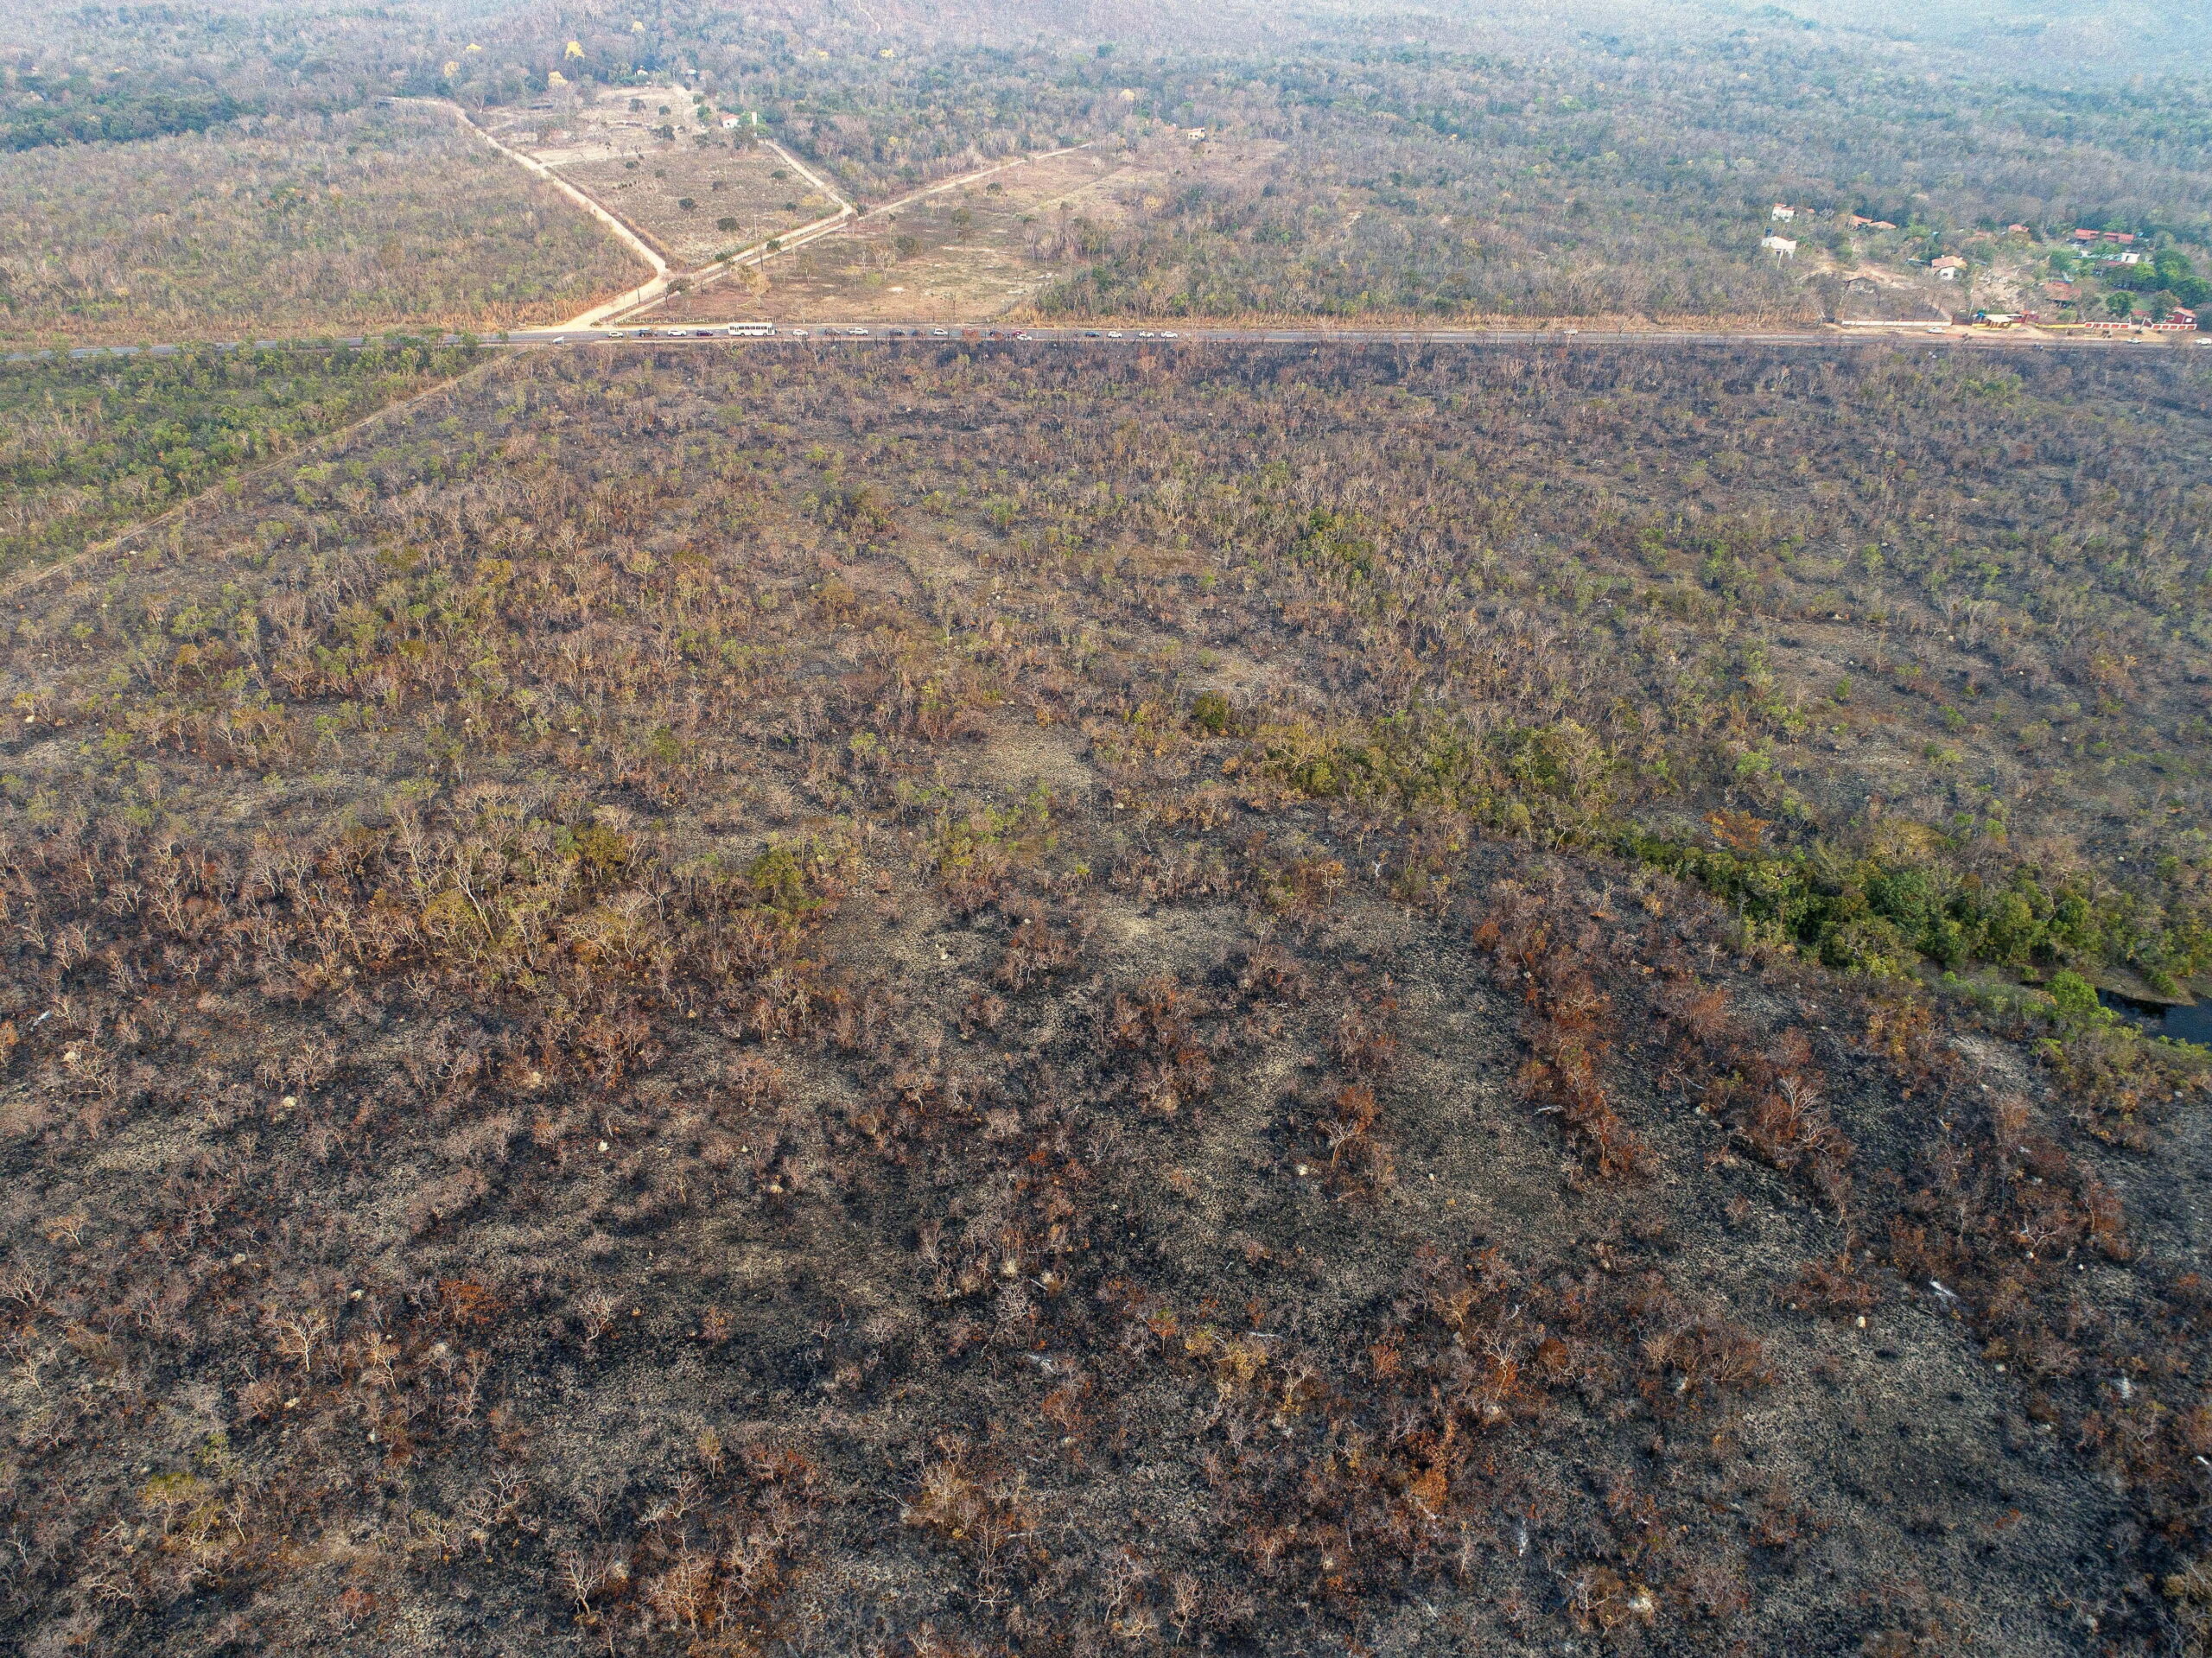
{"left": 1761, "top": 234, "right": 1798, "bottom": 259}
{"left": 1771, "top": 204, "right": 1796, "bottom": 221}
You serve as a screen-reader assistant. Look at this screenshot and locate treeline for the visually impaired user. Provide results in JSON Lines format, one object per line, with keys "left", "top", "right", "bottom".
{"left": 5, "top": 20, "right": 405, "bottom": 140}
{"left": 2099, "top": 244, "right": 2212, "bottom": 310}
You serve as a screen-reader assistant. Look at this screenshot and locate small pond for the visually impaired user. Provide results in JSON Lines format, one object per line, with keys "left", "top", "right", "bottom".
{"left": 2098, "top": 988, "right": 2212, "bottom": 1047}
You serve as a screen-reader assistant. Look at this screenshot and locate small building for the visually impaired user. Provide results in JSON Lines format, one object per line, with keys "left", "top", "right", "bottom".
{"left": 2005, "top": 223, "right": 2032, "bottom": 236}
{"left": 2151, "top": 308, "right": 2198, "bottom": 332}
{"left": 1930, "top": 255, "right": 1967, "bottom": 281}
{"left": 1771, "top": 204, "right": 1796, "bottom": 221}
{"left": 2072, "top": 228, "right": 2135, "bottom": 245}
{"left": 1186, "top": 128, "right": 1207, "bottom": 142}
{"left": 721, "top": 114, "right": 741, "bottom": 128}
{"left": 2041, "top": 280, "right": 2079, "bottom": 302}
{"left": 1761, "top": 234, "right": 1797, "bottom": 259}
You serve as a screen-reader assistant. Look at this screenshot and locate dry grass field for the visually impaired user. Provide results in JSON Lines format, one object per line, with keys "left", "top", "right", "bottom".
{"left": 0, "top": 104, "right": 645, "bottom": 348}
{"left": 561, "top": 149, "right": 834, "bottom": 268}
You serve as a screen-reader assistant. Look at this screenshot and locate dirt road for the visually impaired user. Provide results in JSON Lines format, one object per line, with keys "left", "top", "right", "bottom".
{"left": 417, "top": 100, "right": 671, "bottom": 329}
{"left": 630, "top": 142, "right": 1104, "bottom": 321}
{"left": 442, "top": 100, "right": 867, "bottom": 328}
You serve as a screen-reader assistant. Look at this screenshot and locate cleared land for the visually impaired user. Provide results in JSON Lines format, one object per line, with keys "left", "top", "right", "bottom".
{"left": 0, "top": 104, "right": 644, "bottom": 347}
{"left": 656, "top": 134, "right": 1282, "bottom": 325}
{"left": 481, "top": 84, "right": 829, "bottom": 269}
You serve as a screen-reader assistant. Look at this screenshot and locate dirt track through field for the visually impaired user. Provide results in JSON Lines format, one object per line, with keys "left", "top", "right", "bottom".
{"left": 585, "top": 138, "right": 1103, "bottom": 322}
{"left": 415, "top": 101, "right": 671, "bottom": 329}
{"left": 632, "top": 140, "right": 858, "bottom": 322}
{"left": 429, "top": 86, "right": 867, "bottom": 329}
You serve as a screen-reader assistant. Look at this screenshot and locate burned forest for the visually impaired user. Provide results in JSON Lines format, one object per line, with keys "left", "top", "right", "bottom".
{"left": 0, "top": 338, "right": 2208, "bottom": 1655}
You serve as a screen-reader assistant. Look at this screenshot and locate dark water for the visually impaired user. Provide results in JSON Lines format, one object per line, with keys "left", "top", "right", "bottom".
{"left": 2098, "top": 988, "right": 2212, "bottom": 1046}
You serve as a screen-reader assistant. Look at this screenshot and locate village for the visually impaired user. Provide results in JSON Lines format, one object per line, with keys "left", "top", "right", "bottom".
{"left": 1759, "top": 200, "right": 2207, "bottom": 338}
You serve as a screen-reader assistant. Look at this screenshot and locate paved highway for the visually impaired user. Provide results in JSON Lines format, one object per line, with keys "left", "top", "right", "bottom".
{"left": 10, "top": 321, "right": 2208, "bottom": 365}
{"left": 505, "top": 320, "right": 2209, "bottom": 353}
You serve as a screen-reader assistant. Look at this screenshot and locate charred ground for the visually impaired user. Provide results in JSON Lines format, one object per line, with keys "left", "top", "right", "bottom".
{"left": 0, "top": 340, "right": 2208, "bottom": 1655}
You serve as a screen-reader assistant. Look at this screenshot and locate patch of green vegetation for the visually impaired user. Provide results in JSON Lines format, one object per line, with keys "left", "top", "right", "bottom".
{"left": 1257, "top": 711, "right": 2211, "bottom": 988}
{"left": 0, "top": 339, "right": 483, "bottom": 577}
{"left": 1617, "top": 830, "right": 2208, "bottom": 988}
{"left": 0, "top": 76, "right": 250, "bottom": 151}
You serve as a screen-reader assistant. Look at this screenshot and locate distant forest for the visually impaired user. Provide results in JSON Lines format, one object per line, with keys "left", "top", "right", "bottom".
{"left": 5, "top": 0, "right": 2212, "bottom": 326}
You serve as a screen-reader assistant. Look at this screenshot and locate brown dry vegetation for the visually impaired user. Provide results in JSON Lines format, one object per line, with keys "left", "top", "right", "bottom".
{"left": 0, "top": 340, "right": 2207, "bottom": 1655}
{"left": 0, "top": 103, "right": 644, "bottom": 347}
